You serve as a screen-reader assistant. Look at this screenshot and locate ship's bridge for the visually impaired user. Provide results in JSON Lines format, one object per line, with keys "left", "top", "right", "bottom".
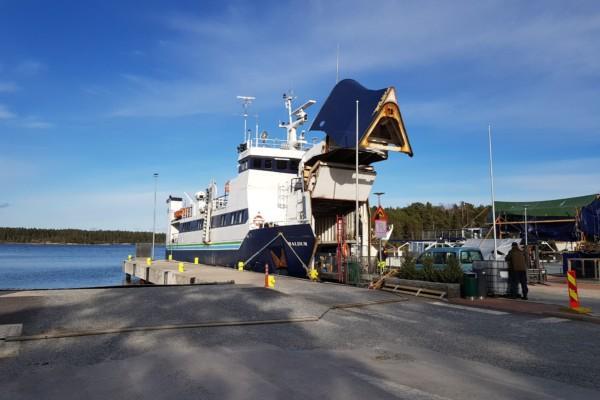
{"left": 237, "top": 137, "right": 312, "bottom": 174}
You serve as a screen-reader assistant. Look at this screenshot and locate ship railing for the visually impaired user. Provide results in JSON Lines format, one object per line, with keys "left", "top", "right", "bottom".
{"left": 252, "top": 219, "right": 309, "bottom": 229}
{"left": 213, "top": 195, "right": 229, "bottom": 210}
{"left": 248, "top": 137, "right": 314, "bottom": 151}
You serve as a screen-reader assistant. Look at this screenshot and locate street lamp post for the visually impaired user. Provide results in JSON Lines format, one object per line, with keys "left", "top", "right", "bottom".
{"left": 152, "top": 172, "right": 159, "bottom": 260}
{"left": 488, "top": 125, "right": 498, "bottom": 261}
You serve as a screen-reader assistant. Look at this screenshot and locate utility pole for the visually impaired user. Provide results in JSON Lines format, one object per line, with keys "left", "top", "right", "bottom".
{"left": 355, "top": 100, "right": 360, "bottom": 258}
{"left": 152, "top": 172, "right": 159, "bottom": 260}
{"left": 524, "top": 206, "right": 528, "bottom": 247}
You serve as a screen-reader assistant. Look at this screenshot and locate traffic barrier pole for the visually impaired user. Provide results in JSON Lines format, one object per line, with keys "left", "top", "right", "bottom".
{"left": 567, "top": 270, "right": 592, "bottom": 314}
{"left": 567, "top": 270, "right": 580, "bottom": 309}
{"left": 264, "top": 263, "right": 269, "bottom": 288}
{"left": 194, "top": 257, "right": 199, "bottom": 265}
{"left": 178, "top": 262, "right": 185, "bottom": 273}
{"left": 238, "top": 261, "right": 244, "bottom": 271}
{"left": 168, "top": 254, "right": 173, "bottom": 261}
{"left": 146, "top": 257, "right": 152, "bottom": 266}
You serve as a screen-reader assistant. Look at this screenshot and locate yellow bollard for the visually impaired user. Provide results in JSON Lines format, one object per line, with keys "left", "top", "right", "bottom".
{"left": 237, "top": 261, "right": 244, "bottom": 271}
{"left": 194, "top": 257, "right": 199, "bottom": 265}
{"left": 309, "top": 268, "right": 318, "bottom": 281}
{"left": 128, "top": 254, "right": 132, "bottom": 261}
{"left": 168, "top": 254, "right": 173, "bottom": 261}
{"left": 268, "top": 275, "right": 276, "bottom": 288}
{"left": 146, "top": 257, "right": 152, "bottom": 266}
{"left": 178, "top": 262, "right": 185, "bottom": 273}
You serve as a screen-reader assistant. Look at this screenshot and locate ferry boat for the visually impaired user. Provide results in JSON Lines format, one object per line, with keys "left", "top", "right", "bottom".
{"left": 165, "top": 79, "right": 413, "bottom": 278}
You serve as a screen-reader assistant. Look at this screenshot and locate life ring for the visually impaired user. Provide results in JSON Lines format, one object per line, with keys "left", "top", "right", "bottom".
{"left": 341, "top": 243, "right": 349, "bottom": 258}
{"left": 253, "top": 213, "right": 265, "bottom": 228}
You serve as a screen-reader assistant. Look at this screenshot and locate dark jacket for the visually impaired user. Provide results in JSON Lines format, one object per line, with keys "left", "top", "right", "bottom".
{"left": 505, "top": 248, "right": 527, "bottom": 272}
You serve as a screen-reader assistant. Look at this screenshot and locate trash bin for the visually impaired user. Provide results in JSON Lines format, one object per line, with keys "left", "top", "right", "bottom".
{"left": 347, "top": 262, "right": 361, "bottom": 285}
{"left": 475, "top": 269, "right": 487, "bottom": 299}
{"left": 462, "top": 273, "right": 477, "bottom": 300}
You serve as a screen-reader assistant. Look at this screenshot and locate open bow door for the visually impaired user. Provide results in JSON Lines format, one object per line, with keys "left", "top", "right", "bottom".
{"left": 360, "top": 87, "right": 412, "bottom": 156}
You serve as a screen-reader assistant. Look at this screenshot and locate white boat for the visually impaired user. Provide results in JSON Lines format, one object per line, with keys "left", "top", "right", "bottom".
{"left": 166, "top": 79, "right": 413, "bottom": 277}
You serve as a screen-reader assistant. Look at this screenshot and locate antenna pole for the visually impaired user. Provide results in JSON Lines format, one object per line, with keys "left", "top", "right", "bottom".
{"left": 255, "top": 115, "right": 259, "bottom": 142}
{"left": 236, "top": 96, "right": 255, "bottom": 144}
{"left": 488, "top": 124, "right": 498, "bottom": 260}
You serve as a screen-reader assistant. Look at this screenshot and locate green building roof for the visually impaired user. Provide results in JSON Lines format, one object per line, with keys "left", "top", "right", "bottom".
{"left": 495, "top": 194, "right": 598, "bottom": 218}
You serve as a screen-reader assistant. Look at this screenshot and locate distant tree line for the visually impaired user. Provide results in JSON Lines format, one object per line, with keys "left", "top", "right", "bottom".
{"left": 376, "top": 202, "right": 490, "bottom": 240}
{"left": 0, "top": 227, "right": 166, "bottom": 244}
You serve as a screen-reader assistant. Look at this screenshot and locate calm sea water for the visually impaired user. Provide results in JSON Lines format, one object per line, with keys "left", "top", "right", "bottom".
{"left": 0, "top": 244, "right": 165, "bottom": 289}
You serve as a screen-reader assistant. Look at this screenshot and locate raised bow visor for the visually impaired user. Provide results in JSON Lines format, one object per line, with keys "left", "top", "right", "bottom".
{"left": 310, "top": 79, "right": 413, "bottom": 157}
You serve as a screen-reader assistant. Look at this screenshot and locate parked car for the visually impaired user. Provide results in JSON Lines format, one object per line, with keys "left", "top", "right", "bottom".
{"left": 416, "top": 247, "right": 483, "bottom": 272}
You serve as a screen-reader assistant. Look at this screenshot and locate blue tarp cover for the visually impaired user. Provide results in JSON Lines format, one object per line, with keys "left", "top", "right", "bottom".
{"left": 580, "top": 198, "right": 600, "bottom": 241}
{"left": 310, "top": 79, "right": 387, "bottom": 148}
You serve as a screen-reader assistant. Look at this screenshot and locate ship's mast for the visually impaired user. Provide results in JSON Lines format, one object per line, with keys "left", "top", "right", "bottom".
{"left": 278, "top": 92, "right": 316, "bottom": 149}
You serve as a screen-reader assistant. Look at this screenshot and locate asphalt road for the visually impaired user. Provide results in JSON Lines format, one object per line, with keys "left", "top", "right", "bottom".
{"left": 1, "top": 281, "right": 599, "bottom": 399}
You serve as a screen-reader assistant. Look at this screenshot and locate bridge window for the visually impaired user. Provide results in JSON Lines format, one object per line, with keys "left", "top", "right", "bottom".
{"left": 211, "top": 209, "right": 249, "bottom": 228}
{"left": 179, "top": 219, "right": 204, "bottom": 233}
{"left": 290, "top": 160, "right": 299, "bottom": 171}
{"left": 276, "top": 159, "right": 288, "bottom": 170}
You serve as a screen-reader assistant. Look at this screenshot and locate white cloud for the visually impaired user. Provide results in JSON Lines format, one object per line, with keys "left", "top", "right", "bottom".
{"left": 19, "top": 116, "right": 53, "bottom": 129}
{"left": 107, "top": 1, "right": 600, "bottom": 128}
{"left": 0, "top": 104, "right": 15, "bottom": 119}
{"left": 15, "top": 60, "right": 46, "bottom": 76}
{"left": 0, "top": 81, "right": 19, "bottom": 93}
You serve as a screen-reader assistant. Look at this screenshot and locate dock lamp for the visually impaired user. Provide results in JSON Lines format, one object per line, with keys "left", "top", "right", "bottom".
{"left": 152, "top": 172, "right": 159, "bottom": 260}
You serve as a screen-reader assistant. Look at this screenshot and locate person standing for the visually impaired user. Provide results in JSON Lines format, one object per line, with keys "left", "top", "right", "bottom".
{"left": 505, "top": 242, "right": 528, "bottom": 300}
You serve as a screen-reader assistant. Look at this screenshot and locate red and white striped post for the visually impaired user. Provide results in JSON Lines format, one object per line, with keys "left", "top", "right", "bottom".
{"left": 566, "top": 270, "right": 591, "bottom": 314}
{"left": 567, "top": 270, "right": 580, "bottom": 309}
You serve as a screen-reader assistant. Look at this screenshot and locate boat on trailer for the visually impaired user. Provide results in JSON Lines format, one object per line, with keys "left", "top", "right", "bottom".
{"left": 166, "top": 79, "right": 414, "bottom": 278}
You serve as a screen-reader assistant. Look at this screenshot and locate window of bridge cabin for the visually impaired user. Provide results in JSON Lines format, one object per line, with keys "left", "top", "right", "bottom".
{"left": 290, "top": 160, "right": 299, "bottom": 171}
{"left": 276, "top": 159, "right": 287, "bottom": 170}
{"left": 252, "top": 158, "right": 262, "bottom": 168}
{"left": 264, "top": 159, "right": 272, "bottom": 169}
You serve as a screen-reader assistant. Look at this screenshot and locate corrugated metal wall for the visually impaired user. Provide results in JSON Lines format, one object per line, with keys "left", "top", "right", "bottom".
{"left": 314, "top": 211, "right": 356, "bottom": 244}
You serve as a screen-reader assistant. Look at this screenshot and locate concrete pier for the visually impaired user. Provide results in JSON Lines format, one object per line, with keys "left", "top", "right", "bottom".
{"left": 124, "top": 259, "right": 274, "bottom": 286}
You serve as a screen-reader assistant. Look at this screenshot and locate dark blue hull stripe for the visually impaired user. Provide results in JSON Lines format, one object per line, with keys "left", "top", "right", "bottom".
{"left": 165, "top": 224, "right": 315, "bottom": 278}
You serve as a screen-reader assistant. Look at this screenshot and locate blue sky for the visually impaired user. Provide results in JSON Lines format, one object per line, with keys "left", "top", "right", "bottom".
{"left": 1, "top": 0, "right": 599, "bottom": 231}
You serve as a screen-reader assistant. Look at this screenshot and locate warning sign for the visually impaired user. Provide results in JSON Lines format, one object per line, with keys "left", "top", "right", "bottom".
{"left": 373, "top": 206, "right": 388, "bottom": 239}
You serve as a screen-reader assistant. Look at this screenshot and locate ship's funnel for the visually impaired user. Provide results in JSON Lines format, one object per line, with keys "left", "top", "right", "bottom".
{"left": 310, "top": 79, "right": 413, "bottom": 157}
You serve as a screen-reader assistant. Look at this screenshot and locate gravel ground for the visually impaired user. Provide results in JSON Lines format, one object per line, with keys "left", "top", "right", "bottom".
{"left": 1, "top": 280, "right": 599, "bottom": 399}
